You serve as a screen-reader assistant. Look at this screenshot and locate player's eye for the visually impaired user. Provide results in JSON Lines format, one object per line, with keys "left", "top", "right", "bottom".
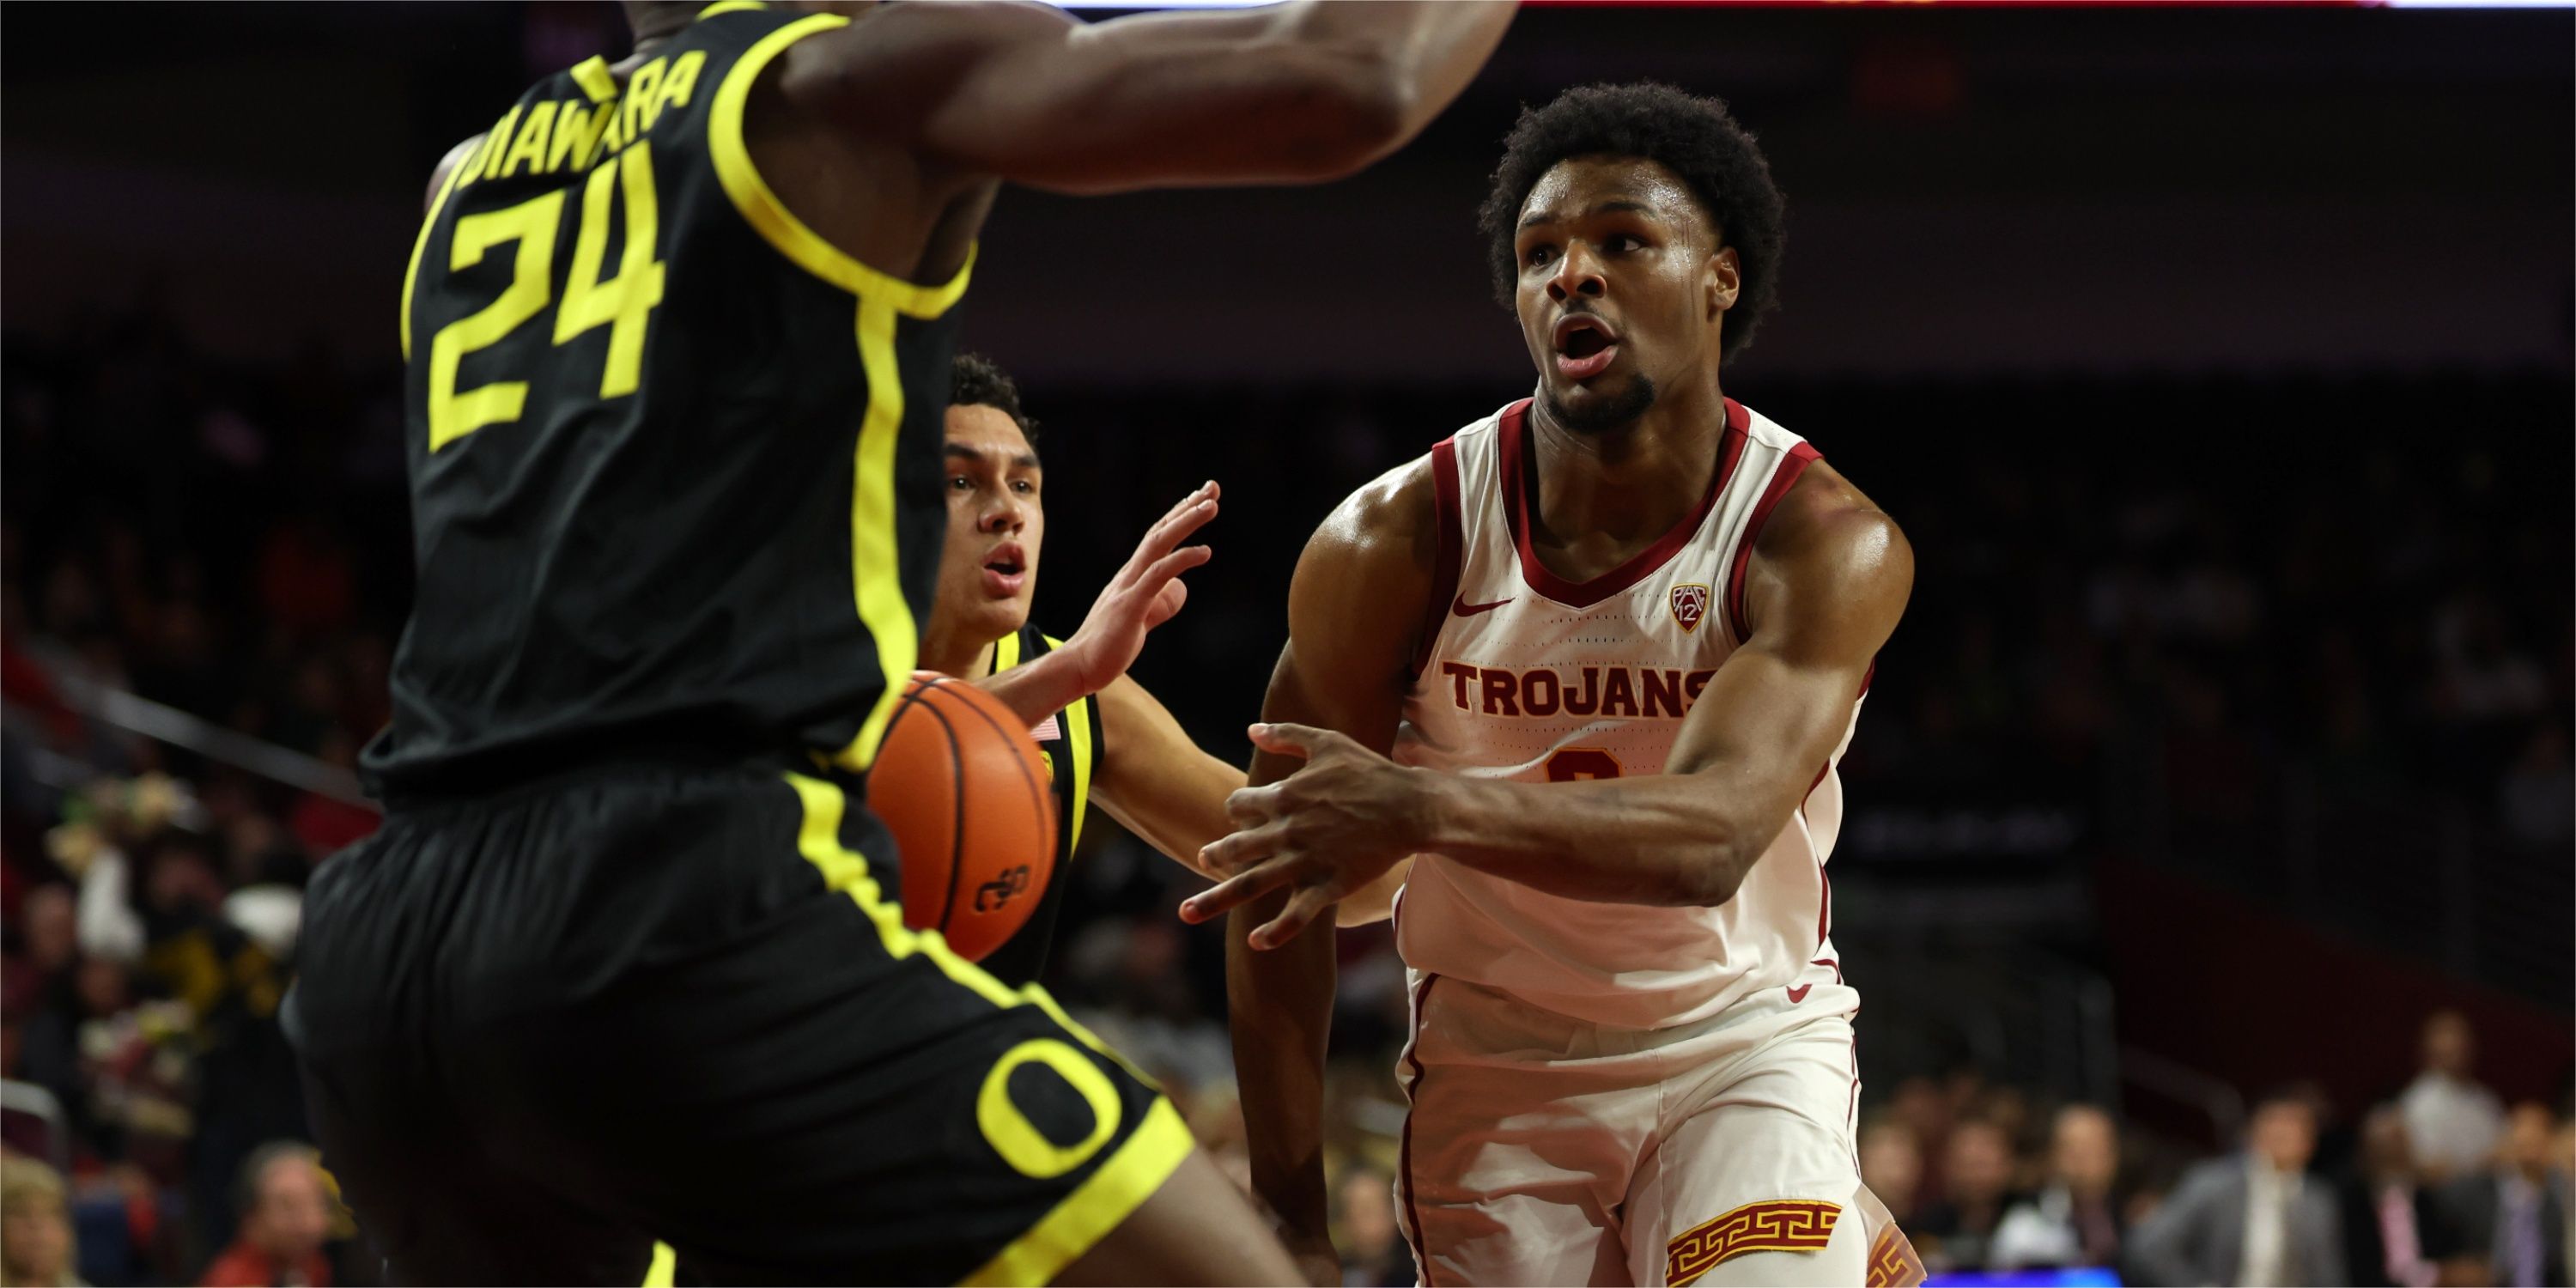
{"left": 1012, "top": 480, "right": 1036, "bottom": 495}
{"left": 948, "top": 475, "right": 973, "bottom": 492}
{"left": 1606, "top": 234, "right": 1644, "bottom": 253}
{"left": 1523, "top": 244, "right": 1554, "bottom": 269}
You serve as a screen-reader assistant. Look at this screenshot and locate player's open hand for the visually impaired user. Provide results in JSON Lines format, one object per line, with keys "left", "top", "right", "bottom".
{"left": 1057, "top": 481, "right": 1218, "bottom": 695}
{"left": 1180, "top": 721, "right": 1430, "bottom": 946}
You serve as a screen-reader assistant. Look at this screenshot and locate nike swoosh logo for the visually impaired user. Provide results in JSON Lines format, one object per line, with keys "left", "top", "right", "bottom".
{"left": 1453, "top": 595, "right": 1514, "bottom": 617}
{"left": 1787, "top": 984, "right": 1814, "bottom": 1004}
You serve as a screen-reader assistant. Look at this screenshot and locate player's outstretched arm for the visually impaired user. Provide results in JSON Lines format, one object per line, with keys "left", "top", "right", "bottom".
{"left": 1091, "top": 674, "right": 1407, "bottom": 929}
{"left": 1187, "top": 463, "right": 1911, "bottom": 947}
{"left": 1092, "top": 674, "right": 1241, "bottom": 875}
{"left": 787, "top": 0, "right": 1515, "bottom": 194}
{"left": 1227, "top": 459, "right": 1438, "bottom": 1282}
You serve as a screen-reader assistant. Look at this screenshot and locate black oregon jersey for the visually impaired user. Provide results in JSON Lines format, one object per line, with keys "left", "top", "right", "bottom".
{"left": 367, "top": 1, "right": 969, "bottom": 794}
{"left": 974, "top": 626, "right": 1101, "bottom": 988}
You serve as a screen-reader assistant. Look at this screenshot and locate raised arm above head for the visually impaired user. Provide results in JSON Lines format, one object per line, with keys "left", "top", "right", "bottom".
{"left": 782, "top": 0, "right": 1516, "bottom": 194}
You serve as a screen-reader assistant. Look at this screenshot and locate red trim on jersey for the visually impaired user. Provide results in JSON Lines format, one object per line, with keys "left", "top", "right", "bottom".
{"left": 1399, "top": 973, "right": 1441, "bottom": 1285}
{"left": 1816, "top": 859, "right": 1833, "bottom": 951}
{"left": 1410, "top": 438, "right": 1467, "bottom": 677}
{"left": 1725, "top": 440, "right": 1823, "bottom": 645}
{"left": 1499, "top": 398, "right": 1750, "bottom": 609}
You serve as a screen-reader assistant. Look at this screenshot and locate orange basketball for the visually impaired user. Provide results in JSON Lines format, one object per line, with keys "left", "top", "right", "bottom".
{"left": 867, "top": 673, "right": 1059, "bottom": 962}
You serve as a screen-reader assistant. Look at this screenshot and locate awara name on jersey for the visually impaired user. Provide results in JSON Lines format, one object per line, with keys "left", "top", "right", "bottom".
{"left": 457, "top": 51, "right": 710, "bottom": 189}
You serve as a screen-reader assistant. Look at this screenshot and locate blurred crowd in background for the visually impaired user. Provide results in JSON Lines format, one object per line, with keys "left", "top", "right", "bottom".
{"left": 1, "top": 278, "right": 2569, "bottom": 1285}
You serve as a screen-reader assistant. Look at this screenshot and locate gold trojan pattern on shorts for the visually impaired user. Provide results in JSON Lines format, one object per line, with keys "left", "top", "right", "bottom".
{"left": 1664, "top": 1199, "right": 1842, "bottom": 1285}
{"left": 1865, "top": 1221, "right": 1928, "bottom": 1287}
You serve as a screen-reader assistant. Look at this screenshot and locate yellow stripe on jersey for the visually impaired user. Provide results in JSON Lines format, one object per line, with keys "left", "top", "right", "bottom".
{"left": 696, "top": 0, "right": 768, "bottom": 19}
{"left": 782, "top": 772, "right": 1139, "bottom": 1053}
{"left": 957, "top": 1097, "right": 1192, "bottom": 1288}
{"left": 1043, "top": 635, "right": 1096, "bottom": 851}
{"left": 993, "top": 630, "right": 1022, "bottom": 672}
{"left": 706, "top": 13, "right": 977, "bottom": 319}
{"left": 829, "top": 296, "right": 914, "bottom": 770}
{"left": 706, "top": 11, "right": 977, "bottom": 769}
{"left": 398, "top": 137, "right": 482, "bottom": 361}
{"left": 641, "top": 1241, "right": 676, "bottom": 1288}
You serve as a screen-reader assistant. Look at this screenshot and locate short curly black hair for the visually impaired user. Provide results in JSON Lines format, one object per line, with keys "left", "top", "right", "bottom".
{"left": 949, "top": 351, "right": 1038, "bottom": 448}
{"left": 1479, "top": 82, "right": 1786, "bottom": 361}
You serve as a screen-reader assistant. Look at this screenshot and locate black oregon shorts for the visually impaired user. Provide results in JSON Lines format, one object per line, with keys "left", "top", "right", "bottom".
{"left": 285, "top": 758, "right": 1186, "bottom": 1285}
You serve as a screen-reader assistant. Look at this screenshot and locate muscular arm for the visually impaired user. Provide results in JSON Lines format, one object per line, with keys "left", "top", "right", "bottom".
{"left": 787, "top": 0, "right": 1515, "bottom": 194}
{"left": 1188, "top": 463, "right": 1911, "bottom": 945}
{"left": 1413, "top": 466, "right": 1908, "bottom": 905}
{"left": 1227, "top": 459, "right": 1437, "bottom": 1268}
{"left": 1091, "top": 675, "right": 1238, "bottom": 873}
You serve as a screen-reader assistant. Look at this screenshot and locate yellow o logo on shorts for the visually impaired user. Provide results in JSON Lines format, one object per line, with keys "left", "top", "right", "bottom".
{"left": 977, "top": 1038, "right": 1122, "bottom": 1179}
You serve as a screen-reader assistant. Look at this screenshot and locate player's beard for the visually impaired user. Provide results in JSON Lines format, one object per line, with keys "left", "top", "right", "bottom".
{"left": 1542, "top": 373, "right": 1656, "bottom": 435}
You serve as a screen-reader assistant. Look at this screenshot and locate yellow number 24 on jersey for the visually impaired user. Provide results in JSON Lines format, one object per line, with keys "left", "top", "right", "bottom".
{"left": 425, "top": 143, "right": 668, "bottom": 453}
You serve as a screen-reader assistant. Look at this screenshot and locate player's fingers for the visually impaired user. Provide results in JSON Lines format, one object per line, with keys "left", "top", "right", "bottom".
{"left": 1120, "top": 489, "right": 1219, "bottom": 582}
{"left": 1143, "top": 578, "right": 1188, "bottom": 629}
{"left": 1201, "top": 812, "right": 1288, "bottom": 874}
{"left": 1131, "top": 545, "right": 1212, "bottom": 600}
{"left": 1247, "top": 721, "right": 1346, "bottom": 760}
{"left": 1251, "top": 884, "right": 1339, "bottom": 951}
{"left": 1223, "top": 781, "right": 1283, "bottom": 826}
{"left": 1178, "top": 854, "right": 1297, "bottom": 923}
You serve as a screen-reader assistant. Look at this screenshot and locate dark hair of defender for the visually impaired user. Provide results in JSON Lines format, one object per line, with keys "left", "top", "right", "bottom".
{"left": 950, "top": 351, "right": 1039, "bottom": 450}
{"left": 1478, "top": 82, "right": 1787, "bottom": 361}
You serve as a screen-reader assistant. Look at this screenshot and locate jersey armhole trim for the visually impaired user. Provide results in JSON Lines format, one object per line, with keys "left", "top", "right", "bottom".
{"left": 1041, "top": 633, "right": 1095, "bottom": 851}
{"left": 398, "top": 138, "right": 482, "bottom": 361}
{"left": 708, "top": 12, "right": 977, "bottom": 319}
{"left": 1410, "top": 438, "right": 1467, "bottom": 678}
{"left": 1723, "top": 440, "right": 1823, "bottom": 647}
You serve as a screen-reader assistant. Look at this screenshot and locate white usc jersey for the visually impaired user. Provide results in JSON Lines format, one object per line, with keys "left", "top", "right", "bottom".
{"left": 1393, "top": 398, "right": 1862, "bottom": 1031}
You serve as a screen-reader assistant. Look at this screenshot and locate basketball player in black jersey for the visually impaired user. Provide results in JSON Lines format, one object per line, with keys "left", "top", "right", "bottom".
{"left": 927, "top": 355, "right": 1403, "bottom": 989}
{"left": 283, "top": 3, "right": 1511, "bottom": 1283}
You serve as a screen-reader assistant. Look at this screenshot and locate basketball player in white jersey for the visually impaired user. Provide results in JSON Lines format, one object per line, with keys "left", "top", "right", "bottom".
{"left": 1185, "top": 84, "right": 1923, "bottom": 1286}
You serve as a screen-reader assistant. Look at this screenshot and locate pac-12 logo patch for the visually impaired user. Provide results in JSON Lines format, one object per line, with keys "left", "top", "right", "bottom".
{"left": 1670, "top": 583, "right": 1711, "bottom": 633}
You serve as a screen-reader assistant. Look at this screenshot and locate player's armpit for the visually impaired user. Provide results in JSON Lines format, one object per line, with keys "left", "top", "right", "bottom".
{"left": 1091, "top": 674, "right": 1243, "bottom": 878}
{"left": 786, "top": 1, "right": 1513, "bottom": 195}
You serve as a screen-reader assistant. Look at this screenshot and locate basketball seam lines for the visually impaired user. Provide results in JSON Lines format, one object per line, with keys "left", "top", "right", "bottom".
{"left": 927, "top": 673, "right": 1055, "bottom": 873}
{"left": 901, "top": 687, "right": 972, "bottom": 931}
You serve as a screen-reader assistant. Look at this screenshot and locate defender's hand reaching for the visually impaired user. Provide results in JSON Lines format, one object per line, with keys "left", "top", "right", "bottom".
{"left": 1182, "top": 721, "right": 1432, "bottom": 946}
{"left": 1054, "top": 481, "right": 1218, "bottom": 696}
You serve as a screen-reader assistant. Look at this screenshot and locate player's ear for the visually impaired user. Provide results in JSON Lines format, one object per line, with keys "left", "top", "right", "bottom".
{"left": 1705, "top": 246, "right": 1742, "bottom": 319}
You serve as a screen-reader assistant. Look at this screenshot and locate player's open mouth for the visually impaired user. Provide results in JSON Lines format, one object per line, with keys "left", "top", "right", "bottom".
{"left": 981, "top": 543, "right": 1027, "bottom": 598}
{"left": 1552, "top": 314, "right": 1620, "bottom": 382}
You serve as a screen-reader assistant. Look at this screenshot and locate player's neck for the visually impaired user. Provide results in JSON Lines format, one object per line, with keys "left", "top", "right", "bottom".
{"left": 1527, "top": 375, "right": 1729, "bottom": 550}
{"left": 920, "top": 627, "right": 999, "bottom": 680}
{"left": 623, "top": 1, "right": 695, "bottom": 50}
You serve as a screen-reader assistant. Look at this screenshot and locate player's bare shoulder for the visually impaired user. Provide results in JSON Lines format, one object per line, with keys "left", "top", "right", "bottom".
{"left": 1285, "top": 453, "right": 1443, "bottom": 687}
{"left": 1309, "top": 453, "right": 1442, "bottom": 585}
{"left": 1742, "top": 459, "right": 1913, "bottom": 647}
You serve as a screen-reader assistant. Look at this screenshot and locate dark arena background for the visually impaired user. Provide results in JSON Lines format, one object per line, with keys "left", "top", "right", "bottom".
{"left": 2, "top": 3, "right": 2569, "bottom": 1285}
